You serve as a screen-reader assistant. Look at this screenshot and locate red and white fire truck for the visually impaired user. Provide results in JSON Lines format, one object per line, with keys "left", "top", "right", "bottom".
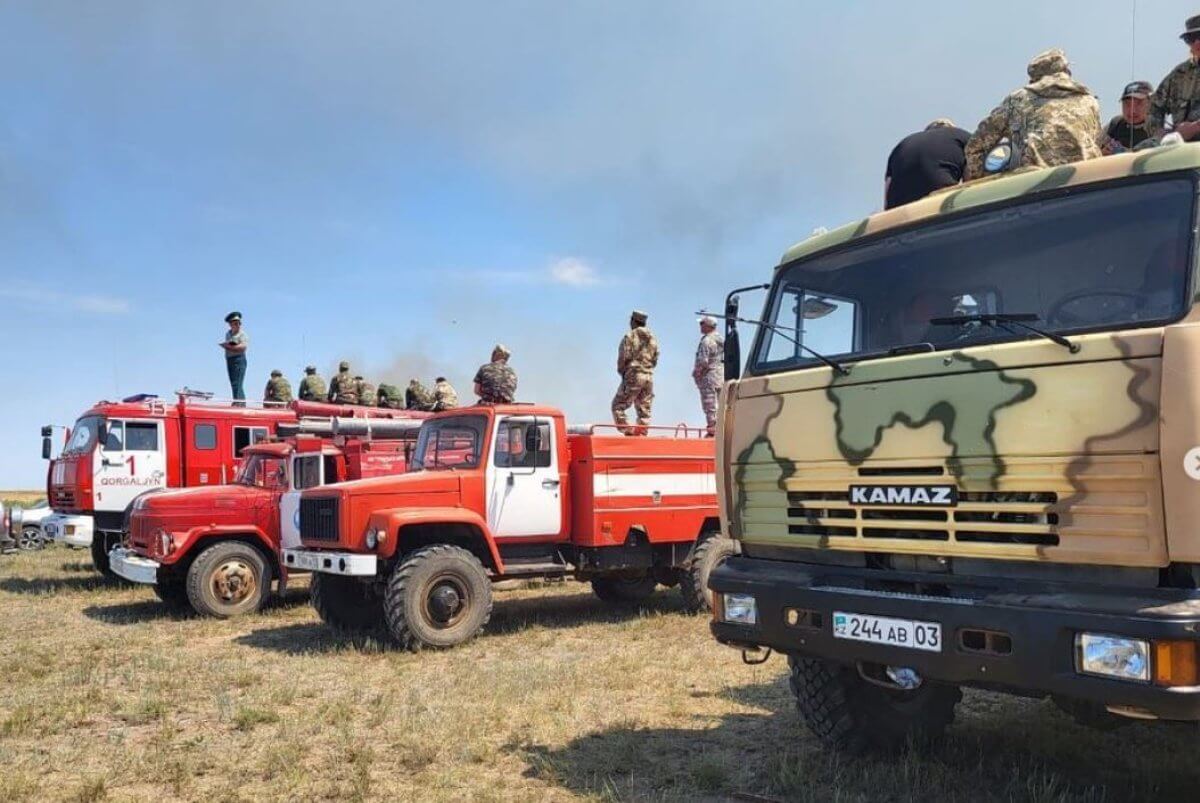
{"left": 109, "top": 416, "right": 424, "bottom": 617}
{"left": 282, "top": 404, "right": 734, "bottom": 650}
{"left": 41, "top": 391, "right": 406, "bottom": 578}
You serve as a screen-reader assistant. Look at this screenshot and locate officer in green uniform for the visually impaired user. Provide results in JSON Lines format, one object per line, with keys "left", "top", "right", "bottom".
{"left": 218, "top": 311, "right": 248, "bottom": 402}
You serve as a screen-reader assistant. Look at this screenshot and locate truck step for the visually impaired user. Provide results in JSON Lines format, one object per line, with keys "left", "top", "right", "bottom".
{"left": 499, "top": 559, "right": 571, "bottom": 577}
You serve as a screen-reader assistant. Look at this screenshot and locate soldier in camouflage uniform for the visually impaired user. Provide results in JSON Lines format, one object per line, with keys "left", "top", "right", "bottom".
{"left": 611, "top": 310, "right": 659, "bottom": 435}
{"left": 263, "top": 369, "right": 293, "bottom": 405}
{"left": 405, "top": 379, "right": 436, "bottom": 411}
{"left": 964, "top": 49, "right": 1101, "bottom": 181}
{"left": 328, "top": 361, "right": 358, "bottom": 404}
{"left": 376, "top": 383, "right": 403, "bottom": 409}
{"left": 354, "top": 376, "right": 377, "bottom": 407}
{"left": 1150, "top": 15, "right": 1200, "bottom": 141}
{"left": 692, "top": 316, "right": 724, "bottom": 437}
{"left": 432, "top": 376, "right": 459, "bottom": 411}
{"left": 298, "top": 365, "right": 326, "bottom": 402}
{"left": 474, "top": 344, "right": 518, "bottom": 404}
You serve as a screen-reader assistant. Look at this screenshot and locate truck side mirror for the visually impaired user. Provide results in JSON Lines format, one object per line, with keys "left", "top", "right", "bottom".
{"left": 724, "top": 295, "right": 741, "bottom": 381}
{"left": 40, "top": 425, "right": 52, "bottom": 438}
{"left": 42, "top": 437, "right": 51, "bottom": 460}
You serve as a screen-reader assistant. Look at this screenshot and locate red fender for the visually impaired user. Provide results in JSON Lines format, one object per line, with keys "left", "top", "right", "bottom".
{"left": 163, "top": 524, "right": 277, "bottom": 567}
{"left": 370, "top": 507, "right": 503, "bottom": 573}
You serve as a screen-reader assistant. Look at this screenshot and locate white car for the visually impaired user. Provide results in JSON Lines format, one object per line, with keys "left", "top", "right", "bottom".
{"left": 6, "top": 500, "right": 52, "bottom": 550}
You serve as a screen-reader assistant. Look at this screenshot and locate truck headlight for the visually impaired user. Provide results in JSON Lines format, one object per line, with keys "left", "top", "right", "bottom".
{"left": 157, "top": 529, "right": 175, "bottom": 556}
{"left": 718, "top": 593, "right": 758, "bottom": 625}
{"left": 365, "top": 529, "right": 379, "bottom": 549}
{"left": 1076, "top": 633, "right": 1149, "bottom": 682}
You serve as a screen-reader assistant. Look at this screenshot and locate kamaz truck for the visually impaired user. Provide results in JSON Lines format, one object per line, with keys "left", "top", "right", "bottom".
{"left": 709, "top": 146, "right": 1200, "bottom": 750}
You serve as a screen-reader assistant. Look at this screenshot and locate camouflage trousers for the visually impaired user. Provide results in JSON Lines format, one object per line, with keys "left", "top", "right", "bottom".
{"left": 612, "top": 370, "right": 654, "bottom": 432}
{"left": 696, "top": 376, "right": 720, "bottom": 435}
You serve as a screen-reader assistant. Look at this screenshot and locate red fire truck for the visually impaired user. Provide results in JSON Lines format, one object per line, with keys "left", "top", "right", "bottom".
{"left": 108, "top": 416, "right": 424, "bottom": 617}
{"left": 282, "top": 404, "right": 733, "bottom": 650}
{"left": 41, "top": 391, "right": 406, "bottom": 579}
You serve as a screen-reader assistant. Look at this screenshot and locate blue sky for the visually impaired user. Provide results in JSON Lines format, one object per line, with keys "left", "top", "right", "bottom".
{"left": 0, "top": 0, "right": 1190, "bottom": 487}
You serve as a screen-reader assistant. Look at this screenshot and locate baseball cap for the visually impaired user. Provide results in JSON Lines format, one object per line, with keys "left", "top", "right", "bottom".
{"left": 1121, "top": 81, "right": 1152, "bottom": 100}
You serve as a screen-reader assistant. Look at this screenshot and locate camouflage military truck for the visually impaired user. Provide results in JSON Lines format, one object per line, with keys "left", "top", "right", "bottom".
{"left": 709, "top": 145, "right": 1200, "bottom": 751}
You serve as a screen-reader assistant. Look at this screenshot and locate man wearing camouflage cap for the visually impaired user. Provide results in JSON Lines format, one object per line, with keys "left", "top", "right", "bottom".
{"left": 327, "top": 361, "right": 358, "bottom": 404}
{"left": 692, "top": 316, "right": 724, "bottom": 437}
{"left": 354, "top": 375, "right": 376, "bottom": 407}
{"left": 474, "top": 345, "right": 517, "bottom": 404}
{"left": 612, "top": 310, "right": 659, "bottom": 436}
{"left": 405, "top": 379, "right": 436, "bottom": 411}
{"left": 1151, "top": 15, "right": 1200, "bottom": 141}
{"left": 298, "top": 365, "right": 326, "bottom": 402}
{"left": 263, "top": 369, "right": 293, "bottom": 405}
{"left": 964, "top": 48, "right": 1101, "bottom": 180}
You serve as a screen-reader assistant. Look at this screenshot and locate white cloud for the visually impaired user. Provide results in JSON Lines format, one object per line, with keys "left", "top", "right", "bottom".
{"left": 548, "top": 257, "right": 599, "bottom": 287}
{"left": 0, "top": 283, "right": 131, "bottom": 315}
{"left": 450, "top": 257, "right": 602, "bottom": 289}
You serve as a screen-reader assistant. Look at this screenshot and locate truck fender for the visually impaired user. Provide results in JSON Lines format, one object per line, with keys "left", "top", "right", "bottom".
{"left": 375, "top": 508, "right": 504, "bottom": 573}
{"left": 167, "top": 524, "right": 277, "bottom": 569}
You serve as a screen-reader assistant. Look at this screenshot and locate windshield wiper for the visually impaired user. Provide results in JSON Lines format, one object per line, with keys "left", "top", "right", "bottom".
{"left": 698, "top": 310, "right": 849, "bottom": 375}
{"left": 928, "top": 313, "right": 1079, "bottom": 354}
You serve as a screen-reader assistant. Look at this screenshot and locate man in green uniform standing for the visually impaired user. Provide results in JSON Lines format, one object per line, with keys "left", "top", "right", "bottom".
{"left": 218, "top": 311, "right": 248, "bottom": 403}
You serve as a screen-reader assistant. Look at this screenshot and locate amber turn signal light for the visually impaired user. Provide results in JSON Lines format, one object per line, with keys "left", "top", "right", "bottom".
{"left": 1153, "top": 640, "right": 1199, "bottom": 687}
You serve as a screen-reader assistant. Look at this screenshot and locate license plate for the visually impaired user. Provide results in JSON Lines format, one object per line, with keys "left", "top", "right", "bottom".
{"left": 833, "top": 611, "right": 942, "bottom": 652}
{"left": 287, "top": 551, "right": 322, "bottom": 571}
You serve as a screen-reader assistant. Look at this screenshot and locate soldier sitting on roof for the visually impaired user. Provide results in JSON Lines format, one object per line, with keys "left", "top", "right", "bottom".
{"left": 263, "top": 370, "right": 293, "bottom": 405}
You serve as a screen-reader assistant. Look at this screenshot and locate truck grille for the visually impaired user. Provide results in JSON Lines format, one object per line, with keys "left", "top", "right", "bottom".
{"left": 50, "top": 489, "right": 76, "bottom": 509}
{"left": 300, "top": 497, "right": 340, "bottom": 542}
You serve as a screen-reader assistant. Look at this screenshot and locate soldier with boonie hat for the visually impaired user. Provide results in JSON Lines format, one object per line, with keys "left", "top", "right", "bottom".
{"left": 298, "top": 364, "right": 326, "bottom": 402}
{"left": 218, "top": 311, "right": 249, "bottom": 403}
{"left": 1151, "top": 14, "right": 1200, "bottom": 141}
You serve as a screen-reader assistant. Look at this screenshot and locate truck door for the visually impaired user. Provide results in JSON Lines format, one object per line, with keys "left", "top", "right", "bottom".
{"left": 280, "top": 453, "right": 322, "bottom": 550}
{"left": 486, "top": 416, "right": 562, "bottom": 537}
{"left": 93, "top": 419, "right": 168, "bottom": 513}
{"left": 185, "top": 419, "right": 225, "bottom": 485}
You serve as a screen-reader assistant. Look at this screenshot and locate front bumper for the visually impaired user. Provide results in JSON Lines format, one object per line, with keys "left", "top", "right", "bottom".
{"left": 282, "top": 548, "right": 377, "bottom": 576}
{"left": 109, "top": 547, "right": 160, "bottom": 585}
{"left": 42, "top": 513, "right": 93, "bottom": 547}
{"left": 710, "top": 556, "right": 1200, "bottom": 721}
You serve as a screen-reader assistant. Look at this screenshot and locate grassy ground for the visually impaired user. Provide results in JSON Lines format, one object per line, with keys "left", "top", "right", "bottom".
{"left": 1, "top": 491, "right": 47, "bottom": 508}
{"left": 0, "top": 549, "right": 1196, "bottom": 802}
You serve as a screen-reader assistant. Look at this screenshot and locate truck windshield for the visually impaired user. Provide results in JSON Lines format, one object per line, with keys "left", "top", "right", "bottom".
{"left": 411, "top": 416, "right": 487, "bottom": 471}
{"left": 234, "top": 455, "right": 287, "bottom": 489}
{"left": 62, "top": 416, "right": 102, "bottom": 455}
{"left": 753, "top": 177, "right": 1195, "bottom": 374}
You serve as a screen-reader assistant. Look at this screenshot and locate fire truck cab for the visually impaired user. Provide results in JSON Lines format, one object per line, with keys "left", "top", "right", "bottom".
{"left": 282, "top": 404, "right": 731, "bottom": 650}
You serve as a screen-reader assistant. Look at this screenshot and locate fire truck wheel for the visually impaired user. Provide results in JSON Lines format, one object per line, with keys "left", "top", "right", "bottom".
{"left": 91, "top": 531, "right": 122, "bottom": 581}
{"left": 186, "top": 542, "right": 271, "bottom": 618}
{"left": 384, "top": 545, "right": 493, "bottom": 651}
{"left": 680, "top": 536, "right": 739, "bottom": 614}
{"left": 591, "top": 574, "right": 658, "bottom": 604}
{"left": 789, "top": 656, "right": 961, "bottom": 753}
{"left": 153, "top": 573, "right": 191, "bottom": 610}
{"left": 311, "top": 574, "right": 385, "bottom": 634}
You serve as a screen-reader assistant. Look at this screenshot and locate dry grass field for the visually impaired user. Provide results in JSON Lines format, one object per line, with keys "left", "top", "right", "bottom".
{"left": 0, "top": 548, "right": 1197, "bottom": 802}
{"left": 1, "top": 491, "right": 47, "bottom": 507}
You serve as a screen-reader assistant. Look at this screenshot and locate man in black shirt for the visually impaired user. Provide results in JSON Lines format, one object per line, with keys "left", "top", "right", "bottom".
{"left": 1101, "top": 80, "right": 1161, "bottom": 154}
{"left": 884, "top": 119, "right": 970, "bottom": 209}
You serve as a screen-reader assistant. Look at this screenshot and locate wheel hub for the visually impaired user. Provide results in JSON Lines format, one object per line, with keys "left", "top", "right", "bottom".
{"left": 211, "top": 559, "right": 257, "bottom": 604}
{"left": 427, "top": 583, "right": 463, "bottom": 624}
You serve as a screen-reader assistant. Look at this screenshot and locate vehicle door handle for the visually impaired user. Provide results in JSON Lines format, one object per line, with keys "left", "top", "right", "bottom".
{"left": 541, "top": 479, "right": 560, "bottom": 488}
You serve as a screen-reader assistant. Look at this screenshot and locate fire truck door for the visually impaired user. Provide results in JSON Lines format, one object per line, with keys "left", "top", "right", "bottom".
{"left": 486, "top": 417, "right": 562, "bottom": 537}
{"left": 94, "top": 419, "right": 167, "bottom": 513}
{"left": 280, "top": 453, "right": 322, "bottom": 550}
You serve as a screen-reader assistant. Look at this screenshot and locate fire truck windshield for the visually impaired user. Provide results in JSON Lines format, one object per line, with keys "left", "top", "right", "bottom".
{"left": 62, "top": 416, "right": 102, "bottom": 454}
{"left": 234, "top": 455, "right": 287, "bottom": 489}
{"left": 411, "top": 416, "right": 487, "bottom": 471}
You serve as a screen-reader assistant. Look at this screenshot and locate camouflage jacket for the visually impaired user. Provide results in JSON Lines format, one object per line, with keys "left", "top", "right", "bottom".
{"left": 964, "top": 75, "right": 1101, "bottom": 181}
{"left": 328, "top": 371, "right": 358, "bottom": 404}
{"left": 1151, "top": 58, "right": 1200, "bottom": 132}
{"left": 356, "top": 380, "right": 377, "bottom": 407}
{"left": 617, "top": 326, "right": 659, "bottom": 375}
{"left": 298, "top": 374, "right": 326, "bottom": 401}
{"left": 406, "top": 381, "right": 435, "bottom": 411}
{"left": 693, "top": 332, "right": 725, "bottom": 385}
{"left": 264, "top": 376, "right": 293, "bottom": 404}
{"left": 432, "top": 380, "right": 459, "bottom": 411}
{"left": 474, "top": 361, "right": 517, "bottom": 403}
{"left": 376, "top": 383, "right": 403, "bottom": 409}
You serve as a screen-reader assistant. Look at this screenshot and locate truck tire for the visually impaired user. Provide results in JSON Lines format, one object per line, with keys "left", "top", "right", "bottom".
{"left": 311, "top": 574, "right": 385, "bottom": 634}
{"left": 153, "top": 571, "right": 191, "bottom": 610}
{"left": 91, "top": 531, "right": 122, "bottom": 581}
{"left": 384, "top": 545, "right": 493, "bottom": 650}
{"left": 680, "top": 535, "right": 738, "bottom": 614}
{"left": 591, "top": 574, "right": 658, "bottom": 604}
{"left": 789, "top": 656, "right": 961, "bottom": 752}
{"left": 18, "top": 526, "right": 44, "bottom": 551}
{"left": 185, "top": 541, "right": 271, "bottom": 618}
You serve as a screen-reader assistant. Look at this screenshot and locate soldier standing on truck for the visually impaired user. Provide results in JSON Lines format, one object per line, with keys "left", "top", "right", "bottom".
{"left": 964, "top": 48, "right": 1101, "bottom": 180}
{"left": 328, "top": 361, "right": 358, "bottom": 404}
{"left": 354, "top": 376, "right": 376, "bottom": 407}
{"left": 692, "top": 315, "right": 724, "bottom": 437}
{"left": 298, "top": 365, "right": 326, "bottom": 402}
{"left": 612, "top": 310, "right": 659, "bottom": 435}
{"left": 263, "top": 370, "right": 293, "bottom": 405}
{"left": 218, "top": 311, "right": 248, "bottom": 403}
{"left": 1151, "top": 15, "right": 1200, "bottom": 141}
{"left": 406, "top": 379, "right": 435, "bottom": 411}
{"left": 474, "top": 344, "right": 517, "bottom": 403}
{"left": 432, "top": 376, "right": 459, "bottom": 410}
